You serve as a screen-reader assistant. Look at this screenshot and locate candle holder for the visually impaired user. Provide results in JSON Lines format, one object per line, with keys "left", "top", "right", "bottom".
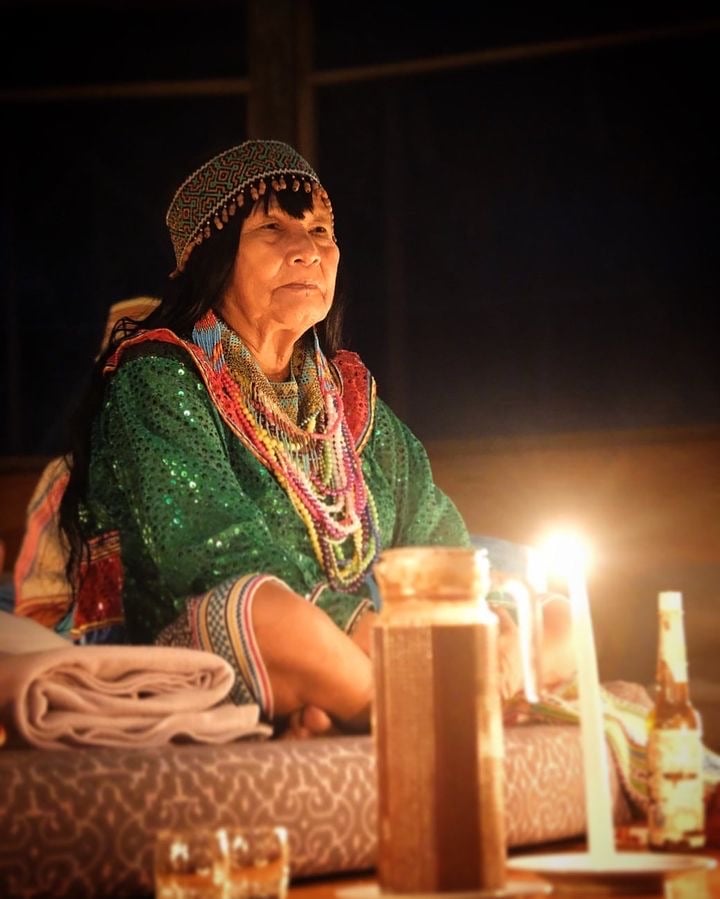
{"left": 507, "top": 849, "right": 716, "bottom": 893}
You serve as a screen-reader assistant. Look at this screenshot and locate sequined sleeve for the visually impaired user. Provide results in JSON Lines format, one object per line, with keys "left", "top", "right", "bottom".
{"left": 364, "top": 398, "right": 471, "bottom": 549}
{"left": 90, "top": 349, "right": 370, "bottom": 641}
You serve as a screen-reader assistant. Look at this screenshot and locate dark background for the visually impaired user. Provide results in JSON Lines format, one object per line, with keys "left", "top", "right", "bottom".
{"left": 1, "top": 1, "right": 718, "bottom": 454}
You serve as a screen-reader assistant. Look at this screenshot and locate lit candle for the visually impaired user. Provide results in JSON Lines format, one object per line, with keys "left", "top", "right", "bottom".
{"left": 541, "top": 533, "right": 616, "bottom": 863}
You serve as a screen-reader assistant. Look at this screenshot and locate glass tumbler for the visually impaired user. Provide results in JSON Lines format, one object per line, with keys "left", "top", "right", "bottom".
{"left": 154, "top": 828, "right": 225, "bottom": 899}
{"left": 216, "top": 825, "right": 290, "bottom": 899}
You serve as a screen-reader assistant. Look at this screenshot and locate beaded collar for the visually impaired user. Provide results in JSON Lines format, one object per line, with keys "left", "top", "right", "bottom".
{"left": 220, "top": 322, "right": 323, "bottom": 431}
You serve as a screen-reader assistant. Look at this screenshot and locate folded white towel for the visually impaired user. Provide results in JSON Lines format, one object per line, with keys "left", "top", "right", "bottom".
{"left": 0, "top": 611, "right": 271, "bottom": 749}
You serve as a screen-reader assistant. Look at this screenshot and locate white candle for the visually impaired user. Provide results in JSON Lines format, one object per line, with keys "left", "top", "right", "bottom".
{"left": 566, "top": 555, "right": 616, "bottom": 863}
{"left": 540, "top": 533, "right": 616, "bottom": 864}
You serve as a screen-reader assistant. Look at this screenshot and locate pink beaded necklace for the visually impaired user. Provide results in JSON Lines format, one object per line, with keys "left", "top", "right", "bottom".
{"left": 194, "top": 309, "right": 379, "bottom": 592}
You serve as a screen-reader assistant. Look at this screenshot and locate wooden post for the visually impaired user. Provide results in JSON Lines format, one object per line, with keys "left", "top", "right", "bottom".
{"left": 246, "top": 0, "right": 316, "bottom": 164}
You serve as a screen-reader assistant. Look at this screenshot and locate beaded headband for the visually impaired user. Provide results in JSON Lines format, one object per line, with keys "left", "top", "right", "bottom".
{"left": 166, "top": 139, "right": 332, "bottom": 276}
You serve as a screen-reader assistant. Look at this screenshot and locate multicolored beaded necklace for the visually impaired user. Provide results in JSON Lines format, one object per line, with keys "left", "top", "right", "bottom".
{"left": 192, "top": 309, "right": 379, "bottom": 592}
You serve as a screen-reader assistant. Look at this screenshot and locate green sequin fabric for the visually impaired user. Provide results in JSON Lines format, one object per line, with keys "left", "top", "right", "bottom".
{"left": 85, "top": 341, "right": 470, "bottom": 644}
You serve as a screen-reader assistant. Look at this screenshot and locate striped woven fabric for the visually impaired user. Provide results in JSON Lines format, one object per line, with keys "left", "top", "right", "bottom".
{"left": 504, "top": 678, "right": 720, "bottom": 813}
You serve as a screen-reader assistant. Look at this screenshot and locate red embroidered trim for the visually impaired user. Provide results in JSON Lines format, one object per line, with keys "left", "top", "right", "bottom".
{"left": 331, "top": 350, "right": 376, "bottom": 452}
{"left": 107, "top": 329, "right": 266, "bottom": 458}
{"left": 107, "top": 330, "right": 377, "bottom": 452}
{"left": 72, "top": 530, "right": 124, "bottom": 636}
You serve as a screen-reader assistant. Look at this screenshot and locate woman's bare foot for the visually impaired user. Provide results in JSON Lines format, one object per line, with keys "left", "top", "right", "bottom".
{"left": 280, "top": 705, "right": 337, "bottom": 739}
{"left": 278, "top": 701, "right": 371, "bottom": 739}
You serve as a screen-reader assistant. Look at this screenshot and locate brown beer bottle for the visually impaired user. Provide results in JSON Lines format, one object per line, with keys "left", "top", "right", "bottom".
{"left": 647, "top": 591, "right": 706, "bottom": 850}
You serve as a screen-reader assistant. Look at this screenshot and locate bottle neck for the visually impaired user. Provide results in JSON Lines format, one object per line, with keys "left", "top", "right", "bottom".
{"left": 657, "top": 608, "right": 689, "bottom": 684}
{"left": 655, "top": 608, "right": 694, "bottom": 713}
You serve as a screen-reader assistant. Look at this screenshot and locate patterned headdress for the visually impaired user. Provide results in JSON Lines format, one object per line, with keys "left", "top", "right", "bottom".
{"left": 165, "top": 139, "right": 332, "bottom": 276}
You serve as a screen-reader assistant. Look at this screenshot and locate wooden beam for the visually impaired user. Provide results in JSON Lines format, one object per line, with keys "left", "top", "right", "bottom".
{"left": 309, "top": 18, "right": 720, "bottom": 86}
{"left": 0, "top": 78, "right": 249, "bottom": 103}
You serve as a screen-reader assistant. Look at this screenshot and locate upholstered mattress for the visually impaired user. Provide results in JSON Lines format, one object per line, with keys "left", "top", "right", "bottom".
{"left": 0, "top": 726, "right": 634, "bottom": 899}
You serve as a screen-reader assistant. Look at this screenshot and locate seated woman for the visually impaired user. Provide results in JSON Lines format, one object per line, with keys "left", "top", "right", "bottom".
{"left": 53, "top": 140, "right": 575, "bottom": 736}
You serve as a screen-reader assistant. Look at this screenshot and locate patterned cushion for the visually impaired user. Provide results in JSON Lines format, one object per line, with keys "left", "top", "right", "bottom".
{"left": 0, "top": 727, "right": 633, "bottom": 899}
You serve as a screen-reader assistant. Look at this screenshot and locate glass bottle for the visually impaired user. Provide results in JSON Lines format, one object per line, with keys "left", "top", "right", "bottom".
{"left": 647, "top": 590, "right": 705, "bottom": 850}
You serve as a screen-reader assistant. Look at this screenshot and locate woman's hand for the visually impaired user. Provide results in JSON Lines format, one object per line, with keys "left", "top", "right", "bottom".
{"left": 279, "top": 607, "right": 377, "bottom": 738}
{"left": 251, "top": 580, "right": 373, "bottom": 727}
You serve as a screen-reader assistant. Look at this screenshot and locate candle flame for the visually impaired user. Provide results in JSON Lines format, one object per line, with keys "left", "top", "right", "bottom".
{"left": 537, "top": 530, "right": 593, "bottom": 579}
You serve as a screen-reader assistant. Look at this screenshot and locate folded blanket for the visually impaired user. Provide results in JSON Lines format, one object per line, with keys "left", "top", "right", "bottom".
{"left": 0, "top": 612, "right": 271, "bottom": 749}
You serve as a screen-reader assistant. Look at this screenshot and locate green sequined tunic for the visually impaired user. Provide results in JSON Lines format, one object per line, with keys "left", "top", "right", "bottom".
{"left": 85, "top": 340, "right": 470, "bottom": 644}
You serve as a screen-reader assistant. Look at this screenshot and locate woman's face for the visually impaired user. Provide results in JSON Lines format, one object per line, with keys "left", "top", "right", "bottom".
{"left": 222, "top": 190, "right": 339, "bottom": 339}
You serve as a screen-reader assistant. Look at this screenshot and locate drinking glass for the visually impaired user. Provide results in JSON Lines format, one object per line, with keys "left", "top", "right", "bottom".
{"left": 217, "top": 825, "right": 290, "bottom": 899}
{"left": 154, "top": 828, "right": 225, "bottom": 899}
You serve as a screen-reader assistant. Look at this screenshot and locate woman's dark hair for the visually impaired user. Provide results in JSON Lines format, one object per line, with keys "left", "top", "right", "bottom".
{"left": 59, "top": 183, "right": 345, "bottom": 596}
